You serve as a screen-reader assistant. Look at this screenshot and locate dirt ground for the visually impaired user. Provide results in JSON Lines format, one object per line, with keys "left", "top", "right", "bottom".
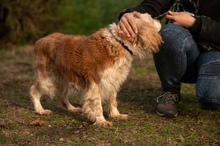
{"left": 0, "top": 46, "right": 219, "bottom": 145}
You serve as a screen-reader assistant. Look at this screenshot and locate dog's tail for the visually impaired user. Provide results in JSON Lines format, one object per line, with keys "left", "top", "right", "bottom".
{"left": 32, "top": 33, "right": 65, "bottom": 98}
{"left": 33, "top": 33, "right": 63, "bottom": 79}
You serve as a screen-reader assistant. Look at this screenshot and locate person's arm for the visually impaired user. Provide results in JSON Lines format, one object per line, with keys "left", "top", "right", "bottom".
{"left": 158, "top": 10, "right": 220, "bottom": 47}
{"left": 118, "top": 0, "right": 174, "bottom": 37}
{"left": 118, "top": 0, "right": 175, "bottom": 20}
{"left": 189, "top": 17, "right": 220, "bottom": 46}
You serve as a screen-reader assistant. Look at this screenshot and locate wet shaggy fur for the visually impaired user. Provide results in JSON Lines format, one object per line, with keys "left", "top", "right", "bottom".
{"left": 29, "top": 13, "right": 163, "bottom": 127}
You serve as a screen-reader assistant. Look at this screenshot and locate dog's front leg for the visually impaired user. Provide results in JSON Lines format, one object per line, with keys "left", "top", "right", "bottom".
{"left": 108, "top": 92, "right": 128, "bottom": 120}
{"left": 82, "top": 83, "right": 112, "bottom": 127}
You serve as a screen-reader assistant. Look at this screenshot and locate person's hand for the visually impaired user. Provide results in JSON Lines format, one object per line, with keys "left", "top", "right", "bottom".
{"left": 166, "top": 11, "right": 196, "bottom": 28}
{"left": 117, "top": 11, "right": 142, "bottom": 37}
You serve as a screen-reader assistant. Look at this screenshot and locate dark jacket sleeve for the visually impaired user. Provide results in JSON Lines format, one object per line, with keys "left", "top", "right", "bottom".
{"left": 118, "top": 0, "right": 175, "bottom": 20}
{"left": 118, "top": 0, "right": 220, "bottom": 50}
{"left": 189, "top": 17, "right": 220, "bottom": 49}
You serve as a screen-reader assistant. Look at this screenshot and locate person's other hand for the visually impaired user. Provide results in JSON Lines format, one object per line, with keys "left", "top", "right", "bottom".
{"left": 166, "top": 11, "right": 196, "bottom": 28}
{"left": 117, "top": 11, "right": 142, "bottom": 37}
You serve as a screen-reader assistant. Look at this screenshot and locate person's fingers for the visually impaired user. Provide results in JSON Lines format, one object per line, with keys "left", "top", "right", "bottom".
{"left": 119, "top": 13, "right": 138, "bottom": 37}
{"left": 133, "top": 11, "right": 142, "bottom": 19}
{"left": 117, "top": 24, "right": 122, "bottom": 33}
{"left": 167, "top": 10, "right": 173, "bottom": 15}
{"left": 121, "top": 17, "right": 135, "bottom": 37}
{"left": 166, "top": 11, "right": 179, "bottom": 21}
{"left": 167, "top": 10, "right": 179, "bottom": 15}
{"left": 165, "top": 14, "right": 174, "bottom": 20}
{"left": 117, "top": 21, "right": 131, "bottom": 37}
{"left": 126, "top": 17, "right": 138, "bottom": 35}
{"left": 117, "top": 11, "right": 142, "bottom": 37}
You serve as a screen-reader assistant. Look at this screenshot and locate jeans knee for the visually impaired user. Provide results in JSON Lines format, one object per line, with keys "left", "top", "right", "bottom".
{"left": 160, "top": 24, "right": 188, "bottom": 38}
{"left": 197, "top": 52, "right": 220, "bottom": 110}
{"left": 198, "top": 97, "right": 220, "bottom": 110}
{"left": 160, "top": 24, "right": 192, "bottom": 48}
{"left": 196, "top": 79, "right": 220, "bottom": 110}
{"left": 196, "top": 71, "right": 220, "bottom": 110}
{"left": 161, "top": 23, "right": 182, "bottom": 32}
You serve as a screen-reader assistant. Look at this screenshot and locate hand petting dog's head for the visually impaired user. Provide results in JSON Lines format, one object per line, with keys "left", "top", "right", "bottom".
{"left": 109, "top": 13, "right": 163, "bottom": 59}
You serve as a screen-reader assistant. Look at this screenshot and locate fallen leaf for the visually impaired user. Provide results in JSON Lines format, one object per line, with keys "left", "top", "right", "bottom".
{"left": 29, "top": 118, "right": 46, "bottom": 126}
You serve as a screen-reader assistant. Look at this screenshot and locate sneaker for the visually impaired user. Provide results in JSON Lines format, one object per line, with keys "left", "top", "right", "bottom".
{"left": 156, "top": 92, "right": 180, "bottom": 118}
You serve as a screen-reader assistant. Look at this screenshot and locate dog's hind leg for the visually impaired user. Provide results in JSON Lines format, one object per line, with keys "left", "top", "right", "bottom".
{"left": 29, "top": 84, "right": 52, "bottom": 115}
{"left": 58, "top": 90, "right": 81, "bottom": 113}
{"left": 82, "top": 83, "right": 112, "bottom": 127}
{"left": 30, "top": 38, "right": 59, "bottom": 116}
{"left": 108, "top": 92, "right": 128, "bottom": 120}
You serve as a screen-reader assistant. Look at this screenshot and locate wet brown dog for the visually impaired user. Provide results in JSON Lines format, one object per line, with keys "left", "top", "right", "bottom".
{"left": 29, "top": 13, "right": 163, "bottom": 127}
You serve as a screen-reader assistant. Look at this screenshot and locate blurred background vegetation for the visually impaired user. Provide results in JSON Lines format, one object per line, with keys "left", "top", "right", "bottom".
{"left": 0, "top": 0, "right": 138, "bottom": 47}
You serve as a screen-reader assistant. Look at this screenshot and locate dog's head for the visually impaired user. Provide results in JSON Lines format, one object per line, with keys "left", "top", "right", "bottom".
{"left": 109, "top": 13, "right": 163, "bottom": 59}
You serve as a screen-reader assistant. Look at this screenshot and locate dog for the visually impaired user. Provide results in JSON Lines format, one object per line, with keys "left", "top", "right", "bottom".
{"left": 29, "top": 13, "right": 163, "bottom": 127}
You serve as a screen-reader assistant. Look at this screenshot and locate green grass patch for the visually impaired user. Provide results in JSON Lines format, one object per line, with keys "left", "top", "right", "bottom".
{"left": 0, "top": 46, "right": 219, "bottom": 145}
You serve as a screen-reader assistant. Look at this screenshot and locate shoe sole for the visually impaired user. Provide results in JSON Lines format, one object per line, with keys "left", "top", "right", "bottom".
{"left": 156, "top": 110, "right": 178, "bottom": 118}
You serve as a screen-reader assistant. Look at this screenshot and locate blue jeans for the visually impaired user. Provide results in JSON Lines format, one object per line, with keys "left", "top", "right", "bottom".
{"left": 153, "top": 23, "right": 220, "bottom": 110}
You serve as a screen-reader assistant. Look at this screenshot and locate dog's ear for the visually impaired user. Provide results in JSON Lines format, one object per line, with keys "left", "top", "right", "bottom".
{"left": 136, "top": 18, "right": 163, "bottom": 53}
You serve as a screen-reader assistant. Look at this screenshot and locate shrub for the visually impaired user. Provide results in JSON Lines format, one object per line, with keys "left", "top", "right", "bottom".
{"left": 0, "top": 0, "right": 138, "bottom": 46}
{"left": 0, "top": 0, "right": 66, "bottom": 45}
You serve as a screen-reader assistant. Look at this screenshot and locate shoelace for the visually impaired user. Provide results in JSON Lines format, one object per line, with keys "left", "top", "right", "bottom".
{"left": 156, "top": 92, "right": 179, "bottom": 103}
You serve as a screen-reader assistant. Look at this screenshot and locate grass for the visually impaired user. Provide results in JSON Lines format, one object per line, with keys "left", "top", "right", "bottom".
{"left": 0, "top": 46, "right": 219, "bottom": 145}
{"left": 57, "top": 0, "right": 139, "bottom": 35}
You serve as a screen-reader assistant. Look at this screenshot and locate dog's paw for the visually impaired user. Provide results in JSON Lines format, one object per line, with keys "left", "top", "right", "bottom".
{"left": 37, "top": 109, "right": 52, "bottom": 116}
{"left": 69, "top": 107, "right": 82, "bottom": 113}
{"left": 93, "top": 120, "right": 113, "bottom": 127}
{"left": 111, "top": 114, "right": 128, "bottom": 120}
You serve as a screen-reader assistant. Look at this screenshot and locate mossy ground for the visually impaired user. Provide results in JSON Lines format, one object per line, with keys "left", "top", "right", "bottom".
{"left": 0, "top": 46, "right": 219, "bottom": 145}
